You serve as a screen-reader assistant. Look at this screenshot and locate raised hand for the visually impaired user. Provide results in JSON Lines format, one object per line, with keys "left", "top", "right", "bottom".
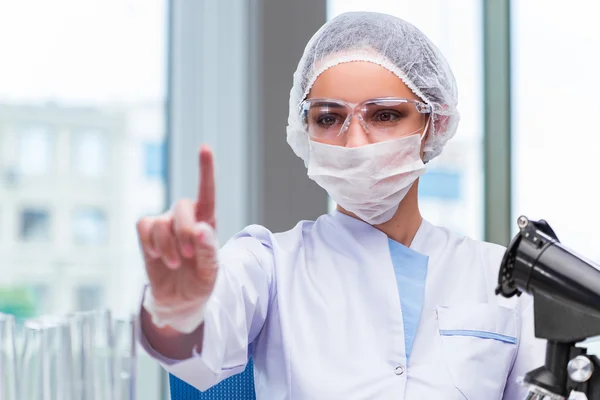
{"left": 137, "top": 145, "right": 218, "bottom": 331}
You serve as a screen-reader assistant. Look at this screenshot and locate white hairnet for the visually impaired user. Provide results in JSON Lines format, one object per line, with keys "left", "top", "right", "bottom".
{"left": 286, "top": 11, "right": 459, "bottom": 164}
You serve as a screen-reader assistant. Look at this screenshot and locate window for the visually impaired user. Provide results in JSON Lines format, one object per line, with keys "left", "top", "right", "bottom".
{"left": 0, "top": 1, "right": 167, "bottom": 397}
{"left": 73, "top": 207, "right": 108, "bottom": 245}
{"left": 511, "top": 0, "right": 600, "bottom": 262}
{"left": 72, "top": 130, "right": 107, "bottom": 177}
{"left": 327, "top": 0, "right": 484, "bottom": 239}
{"left": 18, "top": 127, "right": 53, "bottom": 176}
{"left": 143, "top": 141, "right": 166, "bottom": 180}
{"left": 419, "top": 170, "right": 462, "bottom": 201}
{"left": 19, "top": 208, "right": 50, "bottom": 241}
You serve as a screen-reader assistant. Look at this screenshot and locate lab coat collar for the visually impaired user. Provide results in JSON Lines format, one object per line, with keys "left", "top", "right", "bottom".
{"left": 329, "top": 210, "right": 432, "bottom": 256}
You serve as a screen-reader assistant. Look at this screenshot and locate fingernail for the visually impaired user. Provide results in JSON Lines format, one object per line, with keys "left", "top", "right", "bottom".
{"left": 166, "top": 257, "right": 180, "bottom": 269}
{"left": 182, "top": 243, "right": 194, "bottom": 257}
{"left": 193, "top": 222, "right": 206, "bottom": 234}
{"left": 147, "top": 246, "right": 159, "bottom": 258}
{"left": 194, "top": 223, "right": 206, "bottom": 239}
{"left": 194, "top": 222, "right": 218, "bottom": 248}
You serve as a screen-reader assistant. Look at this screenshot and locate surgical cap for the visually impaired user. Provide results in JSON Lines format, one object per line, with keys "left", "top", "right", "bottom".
{"left": 286, "top": 11, "right": 460, "bottom": 164}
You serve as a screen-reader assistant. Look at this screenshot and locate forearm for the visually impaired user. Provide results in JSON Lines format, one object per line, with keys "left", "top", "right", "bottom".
{"left": 140, "top": 307, "right": 205, "bottom": 360}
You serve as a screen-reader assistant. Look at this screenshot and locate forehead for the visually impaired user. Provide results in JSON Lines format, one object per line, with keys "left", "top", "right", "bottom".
{"left": 307, "top": 61, "right": 419, "bottom": 103}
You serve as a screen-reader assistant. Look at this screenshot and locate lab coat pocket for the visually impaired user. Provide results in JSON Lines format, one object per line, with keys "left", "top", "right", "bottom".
{"left": 436, "top": 304, "right": 518, "bottom": 400}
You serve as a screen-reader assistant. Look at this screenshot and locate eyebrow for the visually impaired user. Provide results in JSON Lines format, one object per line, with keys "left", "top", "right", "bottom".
{"left": 310, "top": 101, "right": 346, "bottom": 109}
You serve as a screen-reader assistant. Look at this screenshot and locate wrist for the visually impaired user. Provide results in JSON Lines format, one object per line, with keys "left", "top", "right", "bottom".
{"left": 142, "top": 286, "right": 208, "bottom": 334}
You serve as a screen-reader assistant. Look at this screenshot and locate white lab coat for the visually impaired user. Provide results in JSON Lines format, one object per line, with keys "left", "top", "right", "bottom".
{"left": 140, "top": 211, "right": 546, "bottom": 399}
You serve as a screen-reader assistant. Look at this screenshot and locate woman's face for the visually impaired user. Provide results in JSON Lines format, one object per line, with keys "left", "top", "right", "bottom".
{"left": 306, "top": 61, "right": 429, "bottom": 149}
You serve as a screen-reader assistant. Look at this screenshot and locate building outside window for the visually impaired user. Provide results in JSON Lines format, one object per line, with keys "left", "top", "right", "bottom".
{"left": 19, "top": 208, "right": 51, "bottom": 241}
{"left": 72, "top": 130, "right": 107, "bottom": 178}
{"left": 18, "top": 127, "right": 53, "bottom": 177}
{"left": 0, "top": 1, "right": 168, "bottom": 398}
{"left": 73, "top": 207, "right": 108, "bottom": 245}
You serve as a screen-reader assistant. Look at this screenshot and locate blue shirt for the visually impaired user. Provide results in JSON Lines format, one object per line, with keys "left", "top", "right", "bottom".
{"left": 388, "top": 238, "right": 429, "bottom": 362}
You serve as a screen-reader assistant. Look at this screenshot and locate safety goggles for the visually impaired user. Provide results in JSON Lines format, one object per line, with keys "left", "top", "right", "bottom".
{"left": 300, "top": 97, "right": 431, "bottom": 144}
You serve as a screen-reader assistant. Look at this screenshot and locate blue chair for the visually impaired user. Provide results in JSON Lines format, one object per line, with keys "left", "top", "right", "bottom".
{"left": 169, "top": 358, "right": 256, "bottom": 400}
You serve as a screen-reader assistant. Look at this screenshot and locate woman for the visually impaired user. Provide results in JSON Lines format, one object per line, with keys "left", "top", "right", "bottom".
{"left": 137, "top": 12, "right": 544, "bottom": 399}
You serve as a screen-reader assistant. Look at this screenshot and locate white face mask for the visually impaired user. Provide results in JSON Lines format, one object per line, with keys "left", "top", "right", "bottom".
{"left": 307, "top": 132, "right": 427, "bottom": 225}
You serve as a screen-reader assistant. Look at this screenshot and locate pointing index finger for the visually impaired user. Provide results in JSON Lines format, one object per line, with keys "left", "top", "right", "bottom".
{"left": 196, "top": 145, "right": 215, "bottom": 226}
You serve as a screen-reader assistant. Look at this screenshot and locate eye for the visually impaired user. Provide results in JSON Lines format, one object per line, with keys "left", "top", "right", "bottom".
{"left": 372, "top": 110, "right": 403, "bottom": 122}
{"left": 316, "top": 114, "right": 341, "bottom": 127}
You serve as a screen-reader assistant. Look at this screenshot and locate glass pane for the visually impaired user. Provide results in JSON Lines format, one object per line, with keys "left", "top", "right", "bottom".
{"left": 327, "top": 0, "right": 484, "bottom": 239}
{"left": 73, "top": 207, "right": 108, "bottom": 245}
{"left": 18, "top": 127, "right": 53, "bottom": 176}
{"left": 511, "top": 0, "right": 600, "bottom": 262}
{"left": 72, "top": 131, "right": 107, "bottom": 178}
{"left": 19, "top": 208, "right": 51, "bottom": 242}
{"left": 0, "top": 0, "right": 167, "bottom": 308}
{"left": 143, "top": 141, "right": 166, "bottom": 181}
{"left": 0, "top": 1, "right": 168, "bottom": 398}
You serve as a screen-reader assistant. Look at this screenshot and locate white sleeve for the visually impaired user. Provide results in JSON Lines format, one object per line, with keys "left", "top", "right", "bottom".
{"left": 137, "top": 226, "right": 276, "bottom": 392}
{"left": 502, "top": 295, "right": 547, "bottom": 399}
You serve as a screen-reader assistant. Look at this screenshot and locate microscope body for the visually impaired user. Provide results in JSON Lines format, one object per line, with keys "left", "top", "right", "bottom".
{"left": 496, "top": 216, "right": 600, "bottom": 399}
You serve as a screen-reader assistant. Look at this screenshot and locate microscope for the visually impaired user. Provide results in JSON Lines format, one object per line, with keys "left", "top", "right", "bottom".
{"left": 496, "top": 216, "right": 600, "bottom": 400}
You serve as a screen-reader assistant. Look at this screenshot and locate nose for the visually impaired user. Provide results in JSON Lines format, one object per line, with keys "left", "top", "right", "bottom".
{"left": 344, "top": 115, "right": 370, "bottom": 148}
